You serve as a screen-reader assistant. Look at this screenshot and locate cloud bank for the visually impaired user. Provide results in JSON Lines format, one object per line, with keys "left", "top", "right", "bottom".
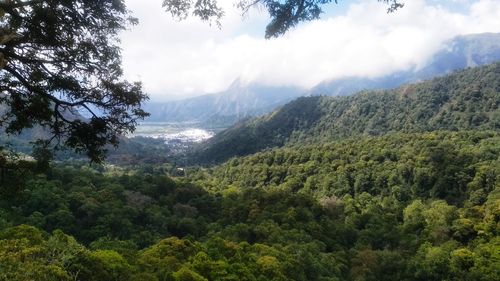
{"left": 120, "top": 0, "right": 500, "bottom": 100}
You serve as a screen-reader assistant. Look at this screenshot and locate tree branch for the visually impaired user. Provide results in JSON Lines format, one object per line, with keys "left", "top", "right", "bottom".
{"left": 3, "top": 64, "right": 86, "bottom": 108}
{"left": 0, "top": 0, "right": 44, "bottom": 10}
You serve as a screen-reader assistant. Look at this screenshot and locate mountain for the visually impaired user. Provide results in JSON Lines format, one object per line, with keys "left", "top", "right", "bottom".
{"left": 143, "top": 80, "right": 304, "bottom": 126}
{"left": 194, "top": 62, "right": 500, "bottom": 164}
{"left": 310, "top": 32, "right": 500, "bottom": 96}
{"left": 146, "top": 33, "right": 500, "bottom": 125}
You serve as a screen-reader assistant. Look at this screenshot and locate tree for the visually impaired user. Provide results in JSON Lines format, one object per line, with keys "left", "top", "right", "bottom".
{"left": 163, "top": 0, "right": 404, "bottom": 38}
{"left": 173, "top": 267, "right": 208, "bottom": 281}
{"left": 0, "top": 0, "right": 149, "bottom": 162}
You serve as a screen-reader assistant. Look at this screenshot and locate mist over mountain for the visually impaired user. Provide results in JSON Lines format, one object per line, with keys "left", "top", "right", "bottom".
{"left": 145, "top": 32, "right": 500, "bottom": 125}
{"left": 310, "top": 32, "right": 500, "bottom": 96}
{"left": 143, "top": 80, "right": 304, "bottom": 126}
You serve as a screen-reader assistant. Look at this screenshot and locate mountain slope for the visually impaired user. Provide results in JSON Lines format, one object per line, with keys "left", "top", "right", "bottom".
{"left": 208, "top": 130, "right": 499, "bottom": 202}
{"left": 195, "top": 62, "right": 500, "bottom": 163}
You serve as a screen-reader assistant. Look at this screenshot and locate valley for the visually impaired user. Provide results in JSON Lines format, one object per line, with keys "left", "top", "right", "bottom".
{"left": 1, "top": 2, "right": 499, "bottom": 281}
{"left": 1, "top": 62, "right": 499, "bottom": 281}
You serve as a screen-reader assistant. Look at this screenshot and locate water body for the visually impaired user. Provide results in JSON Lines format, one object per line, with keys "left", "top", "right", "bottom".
{"left": 133, "top": 122, "right": 215, "bottom": 143}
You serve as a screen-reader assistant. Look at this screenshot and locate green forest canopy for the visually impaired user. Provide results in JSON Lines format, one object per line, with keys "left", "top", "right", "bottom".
{"left": 1, "top": 130, "right": 499, "bottom": 281}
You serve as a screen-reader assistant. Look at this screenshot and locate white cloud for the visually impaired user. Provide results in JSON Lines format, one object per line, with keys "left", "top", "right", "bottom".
{"left": 120, "top": 0, "right": 500, "bottom": 100}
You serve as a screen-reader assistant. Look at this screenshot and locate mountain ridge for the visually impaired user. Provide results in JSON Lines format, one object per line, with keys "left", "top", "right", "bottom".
{"left": 194, "top": 62, "right": 500, "bottom": 164}
{"left": 144, "top": 81, "right": 304, "bottom": 125}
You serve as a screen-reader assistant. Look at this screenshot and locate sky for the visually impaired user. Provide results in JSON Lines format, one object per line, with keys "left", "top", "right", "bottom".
{"left": 120, "top": 0, "right": 500, "bottom": 101}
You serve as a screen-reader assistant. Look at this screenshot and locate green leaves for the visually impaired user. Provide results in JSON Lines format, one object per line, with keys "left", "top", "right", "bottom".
{"left": 162, "top": 0, "right": 403, "bottom": 38}
{"left": 0, "top": 130, "right": 499, "bottom": 280}
{"left": 0, "top": 0, "right": 149, "bottom": 162}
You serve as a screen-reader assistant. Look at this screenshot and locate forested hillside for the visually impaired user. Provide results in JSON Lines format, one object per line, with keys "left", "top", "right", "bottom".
{"left": 197, "top": 63, "right": 500, "bottom": 163}
{"left": 203, "top": 131, "right": 499, "bottom": 203}
{"left": 1, "top": 130, "right": 499, "bottom": 280}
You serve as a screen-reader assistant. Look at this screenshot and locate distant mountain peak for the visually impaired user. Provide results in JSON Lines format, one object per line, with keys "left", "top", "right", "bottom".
{"left": 227, "top": 77, "right": 245, "bottom": 89}
{"left": 146, "top": 32, "right": 500, "bottom": 126}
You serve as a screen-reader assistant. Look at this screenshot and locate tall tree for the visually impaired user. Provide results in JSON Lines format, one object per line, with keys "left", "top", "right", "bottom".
{"left": 0, "top": 0, "right": 149, "bottom": 162}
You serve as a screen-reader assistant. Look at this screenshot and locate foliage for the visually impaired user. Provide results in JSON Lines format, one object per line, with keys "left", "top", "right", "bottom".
{"left": 0, "top": 130, "right": 499, "bottom": 280}
{"left": 0, "top": 0, "right": 497, "bottom": 279}
{"left": 162, "top": 0, "right": 404, "bottom": 38}
{"left": 204, "top": 131, "right": 500, "bottom": 204}
{"left": 0, "top": 0, "right": 149, "bottom": 162}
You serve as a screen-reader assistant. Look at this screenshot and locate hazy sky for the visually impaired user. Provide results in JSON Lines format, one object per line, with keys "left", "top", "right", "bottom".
{"left": 120, "top": 0, "right": 500, "bottom": 100}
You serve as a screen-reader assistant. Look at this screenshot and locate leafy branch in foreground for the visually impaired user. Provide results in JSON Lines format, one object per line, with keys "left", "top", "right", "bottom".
{"left": 0, "top": 0, "right": 149, "bottom": 162}
{"left": 162, "top": 0, "right": 404, "bottom": 38}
